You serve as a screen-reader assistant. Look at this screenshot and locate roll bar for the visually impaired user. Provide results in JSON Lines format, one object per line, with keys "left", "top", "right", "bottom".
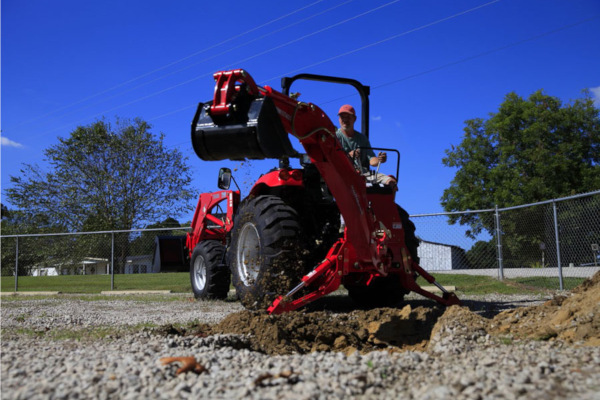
{"left": 281, "top": 73, "right": 371, "bottom": 139}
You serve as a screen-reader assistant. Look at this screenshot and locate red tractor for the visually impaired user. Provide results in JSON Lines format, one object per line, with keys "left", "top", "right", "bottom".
{"left": 185, "top": 69, "right": 459, "bottom": 314}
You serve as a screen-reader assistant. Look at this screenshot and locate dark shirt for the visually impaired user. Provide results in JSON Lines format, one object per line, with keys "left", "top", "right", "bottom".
{"left": 336, "top": 128, "right": 376, "bottom": 173}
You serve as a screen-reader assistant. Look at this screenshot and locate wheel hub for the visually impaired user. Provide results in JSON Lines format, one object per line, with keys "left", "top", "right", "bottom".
{"left": 192, "top": 255, "right": 207, "bottom": 290}
{"left": 237, "top": 222, "right": 261, "bottom": 286}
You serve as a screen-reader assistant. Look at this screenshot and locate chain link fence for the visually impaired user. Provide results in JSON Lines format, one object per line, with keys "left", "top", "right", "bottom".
{"left": 411, "top": 191, "right": 600, "bottom": 290}
{"left": 1, "top": 191, "right": 599, "bottom": 292}
{"left": 1, "top": 227, "right": 190, "bottom": 292}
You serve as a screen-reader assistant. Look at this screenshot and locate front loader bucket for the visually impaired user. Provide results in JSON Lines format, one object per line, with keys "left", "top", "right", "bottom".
{"left": 191, "top": 96, "right": 298, "bottom": 161}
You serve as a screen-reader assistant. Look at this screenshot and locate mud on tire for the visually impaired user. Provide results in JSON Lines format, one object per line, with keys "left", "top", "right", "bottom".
{"left": 228, "top": 195, "right": 305, "bottom": 310}
{"left": 190, "top": 241, "right": 230, "bottom": 300}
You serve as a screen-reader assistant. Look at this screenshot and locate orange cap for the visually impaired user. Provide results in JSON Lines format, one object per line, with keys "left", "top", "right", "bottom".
{"left": 338, "top": 104, "right": 356, "bottom": 116}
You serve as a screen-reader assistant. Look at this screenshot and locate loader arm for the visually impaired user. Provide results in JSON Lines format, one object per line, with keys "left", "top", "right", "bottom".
{"left": 186, "top": 189, "right": 239, "bottom": 254}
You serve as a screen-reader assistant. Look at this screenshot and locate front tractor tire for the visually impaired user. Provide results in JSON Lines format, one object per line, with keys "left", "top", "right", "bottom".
{"left": 228, "top": 195, "right": 305, "bottom": 310}
{"left": 190, "top": 241, "right": 230, "bottom": 300}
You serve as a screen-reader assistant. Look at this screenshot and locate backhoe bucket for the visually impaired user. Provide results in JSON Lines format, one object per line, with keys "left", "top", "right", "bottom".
{"left": 191, "top": 96, "right": 298, "bottom": 161}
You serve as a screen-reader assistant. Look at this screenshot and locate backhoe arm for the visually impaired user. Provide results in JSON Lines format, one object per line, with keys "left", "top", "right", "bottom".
{"left": 205, "top": 69, "right": 383, "bottom": 267}
{"left": 256, "top": 84, "right": 379, "bottom": 266}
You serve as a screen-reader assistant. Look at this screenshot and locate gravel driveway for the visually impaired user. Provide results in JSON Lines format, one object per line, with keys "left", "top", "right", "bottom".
{"left": 2, "top": 293, "right": 599, "bottom": 399}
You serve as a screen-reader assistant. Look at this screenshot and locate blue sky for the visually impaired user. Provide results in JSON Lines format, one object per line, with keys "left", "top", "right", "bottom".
{"left": 2, "top": 0, "right": 600, "bottom": 226}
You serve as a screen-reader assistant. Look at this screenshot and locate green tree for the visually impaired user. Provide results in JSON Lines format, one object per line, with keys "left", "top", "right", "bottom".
{"left": 5, "top": 118, "right": 195, "bottom": 274}
{"left": 442, "top": 90, "right": 599, "bottom": 226}
{"left": 7, "top": 118, "right": 194, "bottom": 232}
{"left": 465, "top": 240, "right": 497, "bottom": 269}
{"left": 442, "top": 90, "right": 600, "bottom": 267}
{"left": 0, "top": 206, "right": 71, "bottom": 276}
{"left": 1, "top": 203, "right": 9, "bottom": 219}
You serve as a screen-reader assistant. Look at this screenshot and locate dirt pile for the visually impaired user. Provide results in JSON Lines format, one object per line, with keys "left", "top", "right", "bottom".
{"left": 488, "top": 271, "right": 600, "bottom": 345}
{"left": 194, "top": 272, "right": 600, "bottom": 354}
{"left": 207, "top": 305, "right": 443, "bottom": 355}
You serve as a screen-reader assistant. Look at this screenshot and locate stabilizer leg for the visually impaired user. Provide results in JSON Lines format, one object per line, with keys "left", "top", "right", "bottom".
{"left": 401, "top": 261, "right": 461, "bottom": 306}
{"left": 267, "top": 243, "right": 344, "bottom": 314}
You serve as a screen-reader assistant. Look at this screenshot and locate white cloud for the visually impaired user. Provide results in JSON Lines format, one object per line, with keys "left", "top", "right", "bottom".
{"left": 371, "top": 115, "right": 382, "bottom": 122}
{"left": 591, "top": 86, "right": 600, "bottom": 107}
{"left": 1, "top": 137, "right": 24, "bottom": 148}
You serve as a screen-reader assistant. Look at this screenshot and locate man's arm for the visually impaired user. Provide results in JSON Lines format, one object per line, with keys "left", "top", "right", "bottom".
{"left": 369, "top": 152, "right": 387, "bottom": 166}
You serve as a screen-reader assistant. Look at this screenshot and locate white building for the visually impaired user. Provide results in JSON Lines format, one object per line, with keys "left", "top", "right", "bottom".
{"left": 31, "top": 257, "right": 109, "bottom": 276}
{"left": 31, "top": 267, "right": 59, "bottom": 276}
{"left": 79, "top": 258, "right": 110, "bottom": 275}
{"left": 418, "top": 240, "right": 469, "bottom": 271}
{"left": 125, "top": 255, "right": 155, "bottom": 274}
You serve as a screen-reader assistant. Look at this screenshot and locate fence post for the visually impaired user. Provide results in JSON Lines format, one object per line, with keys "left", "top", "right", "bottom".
{"left": 495, "top": 205, "right": 504, "bottom": 280}
{"left": 111, "top": 232, "right": 115, "bottom": 291}
{"left": 14, "top": 236, "right": 19, "bottom": 292}
{"left": 553, "top": 200, "right": 564, "bottom": 290}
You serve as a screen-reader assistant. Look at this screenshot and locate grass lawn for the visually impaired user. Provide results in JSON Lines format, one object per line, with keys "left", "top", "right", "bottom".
{"left": 417, "top": 274, "right": 534, "bottom": 295}
{"left": 513, "top": 276, "right": 585, "bottom": 291}
{"left": 417, "top": 273, "right": 584, "bottom": 294}
{"left": 2, "top": 271, "right": 582, "bottom": 296}
{"left": 1, "top": 273, "right": 192, "bottom": 294}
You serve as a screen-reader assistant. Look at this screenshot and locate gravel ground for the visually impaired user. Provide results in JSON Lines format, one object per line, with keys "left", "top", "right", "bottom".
{"left": 2, "top": 293, "right": 599, "bottom": 399}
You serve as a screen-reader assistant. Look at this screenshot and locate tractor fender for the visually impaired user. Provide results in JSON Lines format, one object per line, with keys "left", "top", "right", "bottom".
{"left": 249, "top": 169, "right": 304, "bottom": 197}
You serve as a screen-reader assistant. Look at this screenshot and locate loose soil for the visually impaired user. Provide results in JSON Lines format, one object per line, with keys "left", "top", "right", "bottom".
{"left": 185, "top": 272, "right": 600, "bottom": 355}
{"left": 487, "top": 271, "right": 600, "bottom": 346}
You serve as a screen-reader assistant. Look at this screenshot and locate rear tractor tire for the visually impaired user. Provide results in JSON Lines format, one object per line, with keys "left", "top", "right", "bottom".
{"left": 228, "top": 195, "right": 306, "bottom": 310}
{"left": 190, "top": 241, "right": 230, "bottom": 300}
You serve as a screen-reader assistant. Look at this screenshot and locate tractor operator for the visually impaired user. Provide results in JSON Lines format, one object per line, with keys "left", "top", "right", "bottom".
{"left": 336, "top": 104, "right": 397, "bottom": 187}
